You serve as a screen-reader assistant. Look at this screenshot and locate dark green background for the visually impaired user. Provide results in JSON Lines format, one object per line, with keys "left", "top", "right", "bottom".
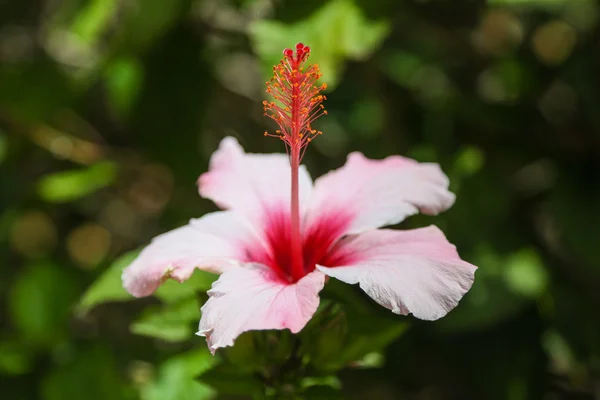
{"left": 1, "top": 0, "right": 599, "bottom": 399}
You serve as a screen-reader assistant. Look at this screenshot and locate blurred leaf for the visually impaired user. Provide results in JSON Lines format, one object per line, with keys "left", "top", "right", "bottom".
{"left": 104, "top": 57, "right": 144, "bottom": 118}
{"left": 37, "top": 161, "right": 117, "bottom": 203}
{"left": 504, "top": 248, "right": 548, "bottom": 298}
{"left": 78, "top": 250, "right": 140, "bottom": 314}
{"left": 0, "top": 340, "right": 34, "bottom": 375}
{"left": 381, "top": 51, "right": 424, "bottom": 89}
{"left": 302, "top": 375, "right": 342, "bottom": 390}
{"left": 70, "top": 0, "right": 117, "bottom": 44}
{"left": 141, "top": 348, "right": 217, "bottom": 400}
{"left": 454, "top": 146, "right": 485, "bottom": 178}
{"left": 9, "top": 262, "right": 79, "bottom": 345}
{"left": 130, "top": 297, "right": 199, "bottom": 342}
{"left": 250, "top": 0, "right": 390, "bottom": 88}
{"left": 42, "top": 345, "right": 133, "bottom": 400}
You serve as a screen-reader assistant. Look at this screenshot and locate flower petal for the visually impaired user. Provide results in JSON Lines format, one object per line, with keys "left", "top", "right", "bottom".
{"left": 122, "top": 211, "right": 264, "bottom": 297}
{"left": 197, "top": 264, "right": 325, "bottom": 354}
{"left": 306, "top": 152, "right": 455, "bottom": 236}
{"left": 197, "top": 137, "right": 312, "bottom": 228}
{"left": 318, "top": 226, "right": 476, "bottom": 320}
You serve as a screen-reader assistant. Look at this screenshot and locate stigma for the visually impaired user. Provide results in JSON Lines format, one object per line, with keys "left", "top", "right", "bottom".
{"left": 263, "top": 43, "right": 327, "bottom": 156}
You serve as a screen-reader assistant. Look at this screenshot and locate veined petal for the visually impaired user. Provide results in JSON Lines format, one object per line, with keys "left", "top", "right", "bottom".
{"left": 318, "top": 226, "right": 476, "bottom": 320}
{"left": 197, "top": 264, "right": 325, "bottom": 354}
{"left": 197, "top": 137, "right": 312, "bottom": 228}
{"left": 122, "top": 211, "right": 264, "bottom": 297}
{"left": 306, "top": 152, "right": 455, "bottom": 237}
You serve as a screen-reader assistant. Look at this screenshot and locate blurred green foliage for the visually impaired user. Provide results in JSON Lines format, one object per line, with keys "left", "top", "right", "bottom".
{"left": 1, "top": 0, "right": 599, "bottom": 399}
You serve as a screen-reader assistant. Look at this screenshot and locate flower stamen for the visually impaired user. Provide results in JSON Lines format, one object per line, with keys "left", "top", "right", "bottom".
{"left": 263, "top": 43, "right": 327, "bottom": 156}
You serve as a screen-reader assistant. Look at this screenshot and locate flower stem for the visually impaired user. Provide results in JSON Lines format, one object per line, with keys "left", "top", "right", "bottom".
{"left": 290, "top": 145, "right": 304, "bottom": 282}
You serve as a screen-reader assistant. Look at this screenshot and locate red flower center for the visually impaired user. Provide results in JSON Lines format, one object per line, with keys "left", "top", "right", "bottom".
{"left": 244, "top": 209, "right": 352, "bottom": 283}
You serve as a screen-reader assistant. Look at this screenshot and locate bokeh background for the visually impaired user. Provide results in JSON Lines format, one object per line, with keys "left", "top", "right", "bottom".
{"left": 1, "top": 0, "right": 599, "bottom": 399}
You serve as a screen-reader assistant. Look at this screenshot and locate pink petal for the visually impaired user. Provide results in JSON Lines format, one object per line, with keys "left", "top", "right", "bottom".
{"left": 122, "top": 211, "right": 265, "bottom": 297}
{"left": 197, "top": 137, "right": 312, "bottom": 229}
{"left": 318, "top": 226, "right": 476, "bottom": 320}
{"left": 306, "top": 152, "right": 455, "bottom": 236}
{"left": 197, "top": 264, "right": 325, "bottom": 354}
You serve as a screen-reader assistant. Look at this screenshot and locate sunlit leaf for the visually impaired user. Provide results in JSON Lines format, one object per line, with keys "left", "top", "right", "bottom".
{"left": 78, "top": 250, "right": 140, "bottom": 314}
{"left": 141, "top": 348, "right": 217, "bottom": 400}
{"left": 37, "top": 161, "right": 117, "bottom": 203}
{"left": 250, "top": 0, "right": 390, "bottom": 88}
{"left": 104, "top": 57, "right": 143, "bottom": 118}
{"left": 9, "top": 262, "right": 79, "bottom": 346}
{"left": 79, "top": 249, "right": 217, "bottom": 314}
{"left": 155, "top": 270, "right": 217, "bottom": 303}
{"left": 70, "top": 0, "right": 118, "bottom": 44}
{"left": 130, "top": 297, "right": 199, "bottom": 342}
{"left": 504, "top": 248, "right": 549, "bottom": 298}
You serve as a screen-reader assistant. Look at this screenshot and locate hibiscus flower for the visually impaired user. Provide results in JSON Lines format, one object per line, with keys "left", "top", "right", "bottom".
{"left": 122, "top": 43, "right": 476, "bottom": 354}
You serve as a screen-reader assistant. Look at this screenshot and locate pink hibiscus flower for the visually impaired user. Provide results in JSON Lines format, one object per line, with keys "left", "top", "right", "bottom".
{"left": 122, "top": 43, "right": 476, "bottom": 354}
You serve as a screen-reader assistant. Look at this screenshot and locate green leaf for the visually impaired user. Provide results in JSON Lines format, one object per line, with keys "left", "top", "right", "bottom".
{"left": 303, "top": 301, "right": 407, "bottom": 371}
{"left": 37, "top": 161, "right": 117, "bottom": 203}
{"left": 78, "top": 247, "right": 218, "bottom": 314}
{"left": 154, "top": 270, "right": 217, "bottom": 303}
{"left": 78, "top": 250, "right": 140, "bottom": 314}
{"left": 141, "top": 348, "right": 217, "bottom": 400}
{"left": 340, "top": 308, "right": 408, "bottom": 366}
{"left": 9, "top": 262, "right": 79, "bottom": 346}
{"left": 504, "top": 248, "right": 549, "bottom": 298}
{"left": 250, "top": 0, "right": 390, "bottom": 88}
{"left": 104, "top": 57, "right": 144, "bottom": 118}
{"left": 130, "top": 297, "right": 200, "bottom": 342}
{"left": 70, "top": 0, "right": 118, "bottom": 44}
